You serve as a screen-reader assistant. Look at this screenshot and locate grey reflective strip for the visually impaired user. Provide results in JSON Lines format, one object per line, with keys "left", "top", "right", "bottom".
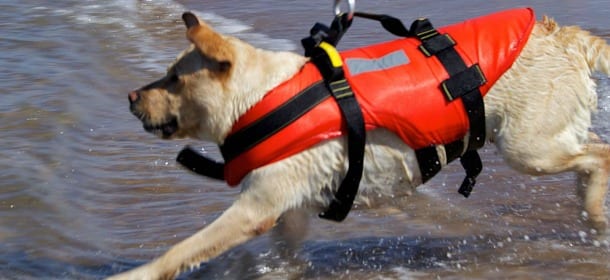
{"left": 345, "top": 50, "right": 410, "bottom": 76}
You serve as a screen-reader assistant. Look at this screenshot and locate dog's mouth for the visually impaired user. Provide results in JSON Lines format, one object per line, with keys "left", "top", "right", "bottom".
{"left": 143, "top": 117, "right": 179, "bottom": 139}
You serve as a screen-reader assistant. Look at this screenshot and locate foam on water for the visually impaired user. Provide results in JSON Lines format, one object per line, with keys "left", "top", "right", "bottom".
{"left": 62, "top": 0, "right": 297, "bottom": 73}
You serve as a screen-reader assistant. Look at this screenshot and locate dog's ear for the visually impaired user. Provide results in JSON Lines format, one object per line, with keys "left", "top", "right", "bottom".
{"left": 182, "top": 12, "right": 200, "bottom": 29}
{"left": 182, "top": 12, "right": 233, "bottom": 68}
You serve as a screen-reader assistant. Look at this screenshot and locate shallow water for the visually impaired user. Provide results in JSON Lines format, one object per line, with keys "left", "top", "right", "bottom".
{"left": 1, "top": 0, "right": 609, "bottom": 279}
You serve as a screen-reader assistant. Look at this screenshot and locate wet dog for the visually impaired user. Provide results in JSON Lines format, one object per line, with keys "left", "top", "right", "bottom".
{"left": 113, "top": 10, "right": 610, "bottom": 279}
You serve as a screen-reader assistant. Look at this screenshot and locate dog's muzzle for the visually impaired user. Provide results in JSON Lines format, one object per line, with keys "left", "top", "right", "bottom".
{"left": 128, "top": 90, "right": 179, "bottom": 138}
{"left": 142, "top": 117, "right": 178, "bottom": 138}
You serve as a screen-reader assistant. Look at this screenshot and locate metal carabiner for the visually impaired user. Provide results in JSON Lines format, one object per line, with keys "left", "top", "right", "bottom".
{"left": 334, "top": 0, "right": 355, "bottom": 20}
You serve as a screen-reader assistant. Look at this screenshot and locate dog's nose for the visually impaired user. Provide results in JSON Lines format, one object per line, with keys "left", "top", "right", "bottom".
{"left": 128, "top": 91, "right": 140, "bottom": 103}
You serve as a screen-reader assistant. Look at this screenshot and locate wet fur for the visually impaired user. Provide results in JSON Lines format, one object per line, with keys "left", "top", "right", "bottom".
{"left": 113, "top": 13, "right": 610, "bottom": 279}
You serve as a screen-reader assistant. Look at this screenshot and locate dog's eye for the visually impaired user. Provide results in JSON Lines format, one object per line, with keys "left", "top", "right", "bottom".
{"left": 218, "top": 61, "right": 231, "bottom": 72}
{"left": 169, "top": 73, "right": 179, "bottom": 83}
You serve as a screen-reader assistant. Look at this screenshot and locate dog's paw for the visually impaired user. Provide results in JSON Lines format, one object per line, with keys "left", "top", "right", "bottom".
{"left": 106, "top": 264, "right": 165, "bottom": 280}
{"left": 589, "top": 216, "right": 608, "bottom": 235}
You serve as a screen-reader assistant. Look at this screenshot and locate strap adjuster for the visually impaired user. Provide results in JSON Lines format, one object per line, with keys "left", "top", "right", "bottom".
{"left": 441, "top": 64, "right": 487, "bottom": 101}
{"left": 419, "top": 34, "right": 456, "bottom": 57}
{"left": 329, "top": 79, "right": 354, "bottom": 99}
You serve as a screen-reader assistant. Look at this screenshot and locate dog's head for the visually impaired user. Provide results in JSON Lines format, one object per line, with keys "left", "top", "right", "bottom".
{"left": 128, "top": 12, "right": 236, "bottom": 141}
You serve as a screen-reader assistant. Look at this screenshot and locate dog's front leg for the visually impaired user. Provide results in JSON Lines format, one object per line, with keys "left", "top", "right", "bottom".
{"left": 108, "top": 183, "right": 291, "bottom": 280}
{"left": 271, "top": 209, "right": 310, "bottom": 260}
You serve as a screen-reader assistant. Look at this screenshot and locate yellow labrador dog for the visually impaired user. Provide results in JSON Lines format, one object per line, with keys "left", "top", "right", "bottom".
{"left": 114, "top": 10, "right": 610, "bottom": 280}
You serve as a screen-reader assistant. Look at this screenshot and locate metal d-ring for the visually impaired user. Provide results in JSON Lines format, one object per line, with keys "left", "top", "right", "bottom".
{"left": 334, "top": 0, "right": 355, "bottom": 20}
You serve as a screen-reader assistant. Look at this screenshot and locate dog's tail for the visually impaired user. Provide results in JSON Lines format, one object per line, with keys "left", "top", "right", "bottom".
{"left": 540, "top": 16, "right": 610, "bottom": 76}
{"left": 583, "top": 31, "right": 610, "bottom": 76}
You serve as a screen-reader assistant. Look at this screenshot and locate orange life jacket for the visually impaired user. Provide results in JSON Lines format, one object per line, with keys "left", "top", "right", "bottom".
{"left": 223, "top": 8, "right": 536, "bottom": 186}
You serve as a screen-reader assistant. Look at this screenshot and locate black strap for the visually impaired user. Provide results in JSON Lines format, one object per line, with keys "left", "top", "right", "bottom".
{"left": 415, "top": 139, "right": 467, "bottom": 184}
{"left": 220, "top": 82, "right": 330, "bottom": 162}
{"left": 458, "top": 150, "right": 482, "bottom": 197}
{"left": 410, "top": 18, "right": 486, "bottom": 197}
{"left": 415, "top": 146, "right": 441, "bottom": 183}
{"left": 302, "top": 14, "right": 352, "bottom": 57}
{"left": 302, "top": 14, "right": 367, "bottom": 222}
{"left": 415, "top": 142, "right": 482, "bottom": 197}
{"left": 317, "top": 77, "right": 366, "bottom": 222}
{"left": 176, "top": 146, "right": 225, "bottom": 180}
{"left": 352, "top": 12, "right": 410, "bottom": 37}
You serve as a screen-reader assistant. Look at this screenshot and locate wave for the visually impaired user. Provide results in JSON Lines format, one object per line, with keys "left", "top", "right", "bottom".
{"left": 23, "top": 0, "right": 296, "bottom": 74}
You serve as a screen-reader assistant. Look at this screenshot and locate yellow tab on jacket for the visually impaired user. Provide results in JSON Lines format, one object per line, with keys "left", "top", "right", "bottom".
{"left": 318, "top": 41, "right": 343, "bottom": 68}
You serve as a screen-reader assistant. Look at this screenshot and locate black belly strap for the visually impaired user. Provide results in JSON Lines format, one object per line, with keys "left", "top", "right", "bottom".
{"left": 409, "top": 18, "right": 486, "bottom": 197}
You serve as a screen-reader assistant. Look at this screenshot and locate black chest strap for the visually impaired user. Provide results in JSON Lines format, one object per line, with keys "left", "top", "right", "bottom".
{"left": 302, "top": 14, "right": 366, "bottom": 222}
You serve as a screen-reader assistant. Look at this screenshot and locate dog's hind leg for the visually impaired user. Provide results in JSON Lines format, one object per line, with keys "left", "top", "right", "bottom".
{"left": 498, "top": 137, "right": 609, "bottom": 232}
{"left": 577, "top": 132, "right": 606, "bottom": 197}
{"left": 496, "top": 129, "right": 610, "bottom": 232}
{"left": 484, "top": 19, "right": 610, "bottom": 232}
{"left": 575, "top": 140, "right": 610, "bottom": 232}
